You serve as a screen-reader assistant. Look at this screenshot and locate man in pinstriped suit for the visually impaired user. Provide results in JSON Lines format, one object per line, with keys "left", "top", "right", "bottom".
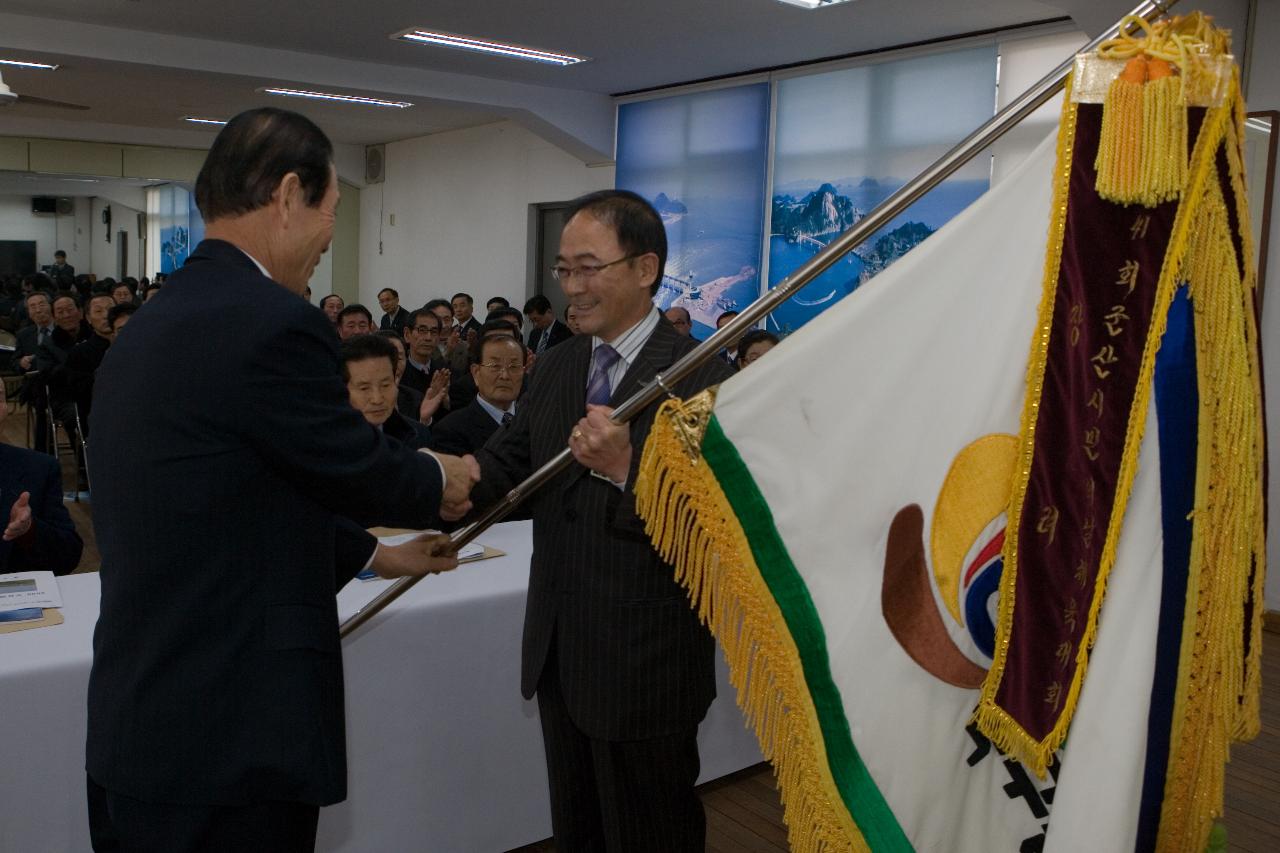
{"left": 472, "top": 190, "right": 733, "bottom": 851}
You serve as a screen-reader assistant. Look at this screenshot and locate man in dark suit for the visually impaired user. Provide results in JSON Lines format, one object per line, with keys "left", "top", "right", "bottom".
{"left": 400, "top": 307, "right": 448, "bottom": 398}
{"left": 85, "top": 108, "right": 478, "bottom": 853}
{"left": 61, "top": 293, "right": 117, "bottom": 439}
{"left": 48, "top": 250, "right": 75, "bottom": 289}
{"left": 473, "top": 190, "right": 733, "bottom": 851}
{"left": 450, "top": 291, "right": 483, "bottom": 341}
{"left": 33, "top": 292, "right": 91, "bottom": 458}
{"left": 376, "top": 287, "right": 410, "bottom": 335}
{"left": 0, "top": 380, "right": 83, "bottom": 575}
{"left": 524, "top": 293, "right": 573, "bottom": 355}
{"left": 430, "top": 334, "right": 525, "bottom": 456}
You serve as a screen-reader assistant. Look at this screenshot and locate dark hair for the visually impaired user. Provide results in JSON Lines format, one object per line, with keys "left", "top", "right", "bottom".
{"left": 564, "top": 189, "right": 667, "bottom": 295}
{"left": 339, "top": 333, "right": 398, "bottom": 382}
{"left": 25, "top": 291, "right": 51, "bottom": 309}
{"left": 320, "top": 294, "right": 344, "bottom": 310}
{"left": 194, "top": 107, "right": 334, "bottom": 222}
{"left": 337, "top": 304, "right": 373, "bottom": 325}
{"left": 485, "top": 296, "right": 510, "bottom": 310}
{"left": 736, "top": 329, "right": 779, "bottom": 364}
{"left": 376, "top": 329, "right": 407, "bottom": 369}
{"left": 470, "top": 328, "right": 527, "bottom": 365}
{"left": 88, "top": 292, "right": 115, "bottom": 309}
{"left": 143, "top": 284, "right": 163, "bottom": 300}
{"left": 487, "top": 307, "right": 523, "bottom": 329}
{"left": 423, "top": 298, "right": 452, "bottom": 315}
{"left": 52, "top": 292, "right": 80, "bottom": 309}
{"left": 451, "top": 292, "right": 473, "bottom": 305}
{"left": 378, "top": 287, "right": 399, "bottom": 299}
{"left": 716, "top": 310, "right": 740, "bottom": 326}
{"left": 54, "top": 250, "right": 66, "bottom": 259}
{"left": 108, "top": 303, "right": 137, "bottom": 327}
{"left": 523, "top": 294, "right": 552, "bottom": 315}
{"left": 407, "top": 307, "right": 441, "bottom": 332}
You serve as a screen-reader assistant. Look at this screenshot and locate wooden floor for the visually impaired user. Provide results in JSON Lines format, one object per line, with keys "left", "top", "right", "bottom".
{"left": 3, "top": 401, "right": 1274, "bottom": 851}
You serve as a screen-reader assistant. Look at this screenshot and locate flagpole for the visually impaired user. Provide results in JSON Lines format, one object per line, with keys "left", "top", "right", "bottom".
{"left": 340, "top": 0, "right": 1176, "bottom": 640}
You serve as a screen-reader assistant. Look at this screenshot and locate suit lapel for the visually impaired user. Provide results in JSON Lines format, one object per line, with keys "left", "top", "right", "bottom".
{"left": 610, "top": 320, "right": 679, "bottom": 406}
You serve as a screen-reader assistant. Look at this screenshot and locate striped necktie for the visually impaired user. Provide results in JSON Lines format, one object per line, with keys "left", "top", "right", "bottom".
{"left": 586, "top": 344, "right": 620, "bottom": 407}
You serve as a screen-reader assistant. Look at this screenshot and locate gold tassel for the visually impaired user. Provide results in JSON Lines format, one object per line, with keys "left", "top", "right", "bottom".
{"left": 1140, "top": 61, "right": 1188, "bottom": 206}
{"left": 635, "top": 391, "right": 867, "bottom": 853}
{"left": 1095, "top": 55, "right": 1148, "bottom": 205}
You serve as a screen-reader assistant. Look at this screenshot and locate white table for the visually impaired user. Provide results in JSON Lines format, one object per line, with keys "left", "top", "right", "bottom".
{"left": 0, "top": 520, "right": 762, "bottom": 852}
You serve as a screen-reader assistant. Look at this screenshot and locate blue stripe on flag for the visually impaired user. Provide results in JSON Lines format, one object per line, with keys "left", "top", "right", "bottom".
{"left": 1136, "top": 285, "right": 1197, "bottom": 851}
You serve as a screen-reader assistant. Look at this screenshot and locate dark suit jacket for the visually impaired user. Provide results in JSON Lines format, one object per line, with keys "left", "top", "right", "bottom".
{"left": 86, "top": 239, "right": 447, "bottom": 807}
{"left": 64, "top": 333, "right": 110, "bottom": 433}
{"left": 379, "top": 306, "right": 409, "bottom": 336}
{"left": 474, "top": 317, "right": 732, "bottom": 741}
{"left": 429, "top": 397, "right": 507, "bottom": 456}
{"left": 0, "top": 443, "right": 83, "bottom": 574}
{"left": 527, "top": 319, "right": 573, "bottom": 354}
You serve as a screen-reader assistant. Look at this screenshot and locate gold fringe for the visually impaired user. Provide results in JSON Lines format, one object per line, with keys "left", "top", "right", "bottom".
{"left": 1139, "top": 72, "right": 1188, "bottom": 206}
{"left": 1155, "top": 71, "right": 1267, "bottom": 853}
{"left": 634, "top": 389, "right": 866, "bottom": 853}
{"left": 1095, "top": 60, "right": 1148, "bottom": 205}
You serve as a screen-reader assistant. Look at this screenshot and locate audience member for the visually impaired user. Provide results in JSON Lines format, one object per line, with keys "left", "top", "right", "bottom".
{"left": 14, "top": 292, "right": 54, "bottom": 373}
{"left": 736, "top": 329, "right": 779, "bottom": 369}
{"left": 337, "top": 304, "right": 373, "bottom": 340}
{"left": 377, "top": 287, "right": 410, "bottom": 335}
{"left": 109, "top": 302, "right": 136, "bottom": 334}
{"left": 320, "top": 293, "right": 344, "bottom": 325}
{"left": 340, "top": 334, "right": 431, "bottom": 450}
{"left": 430, "top": 335, "right": 525, "bottom": 456}
{"left": 48, "top": 250, "right": 75, "bottom": 289}
{"left": 523, "top": 294, "right": 571, "bottom": 354}
{"left": 37, "top": 293, "right": 93, "bottom": 481}
{"left": 0, "top": 380, "right": 83, "bottom": 575}
{"left": 401, "top": 307, "right": 449, "bottom": 398}
{"left": 485, "top": 296, "right": 510, "bottom": 312}
{"left": 487, "top": 306, "right": 524, "bottom": 331}
{"left": 377, "top": 329, "right": 447, "bottom": 426}
{"left": 715, "top": 309, "right": 742, "bottom": 366}
{"left": 111, "top": 281, "right": 135, "bottom": 306}
{"left": 142, "top": 283, "right": 163, "bottom": 303}
{"left": 451, "top": 292, "right": 483, "bottom": 340}
{"left": 564, "top": 303, "right": 582, "bottom": 335}
{"left": 664, "top": 305, "right": 693, "bottom": 337}
{"left": 63, "top": 293, "right": 117, "bottom": 437}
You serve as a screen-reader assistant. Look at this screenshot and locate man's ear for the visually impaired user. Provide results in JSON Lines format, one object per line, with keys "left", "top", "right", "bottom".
{"left": 635, "top": 253, "right": 659, "bottom": 291}
{"left": 274, "top": 172, "right": 303, "bottom": 224}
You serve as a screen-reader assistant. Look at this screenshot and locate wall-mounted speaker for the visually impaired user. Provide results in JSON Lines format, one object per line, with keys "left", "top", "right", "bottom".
{"left": 365, "top": 145, "right": 386, "bottom": 185}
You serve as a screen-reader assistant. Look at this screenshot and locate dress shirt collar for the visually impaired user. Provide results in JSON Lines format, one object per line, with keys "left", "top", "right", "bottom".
{"left": 407, "top": 356, "right": 430, "bottom": 374}
{"left": 236, "top": 247, "right": 271, "bottom": 280}
{"left": 475, "top": 395, "right": 515, "bottom": 425}
{"left": 591, "top": 308, "right": 660, "bottom": 370}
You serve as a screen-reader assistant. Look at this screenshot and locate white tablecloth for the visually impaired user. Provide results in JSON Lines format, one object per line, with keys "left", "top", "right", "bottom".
{"left": 0, "top": 520, "right": 762, "bottom": 852}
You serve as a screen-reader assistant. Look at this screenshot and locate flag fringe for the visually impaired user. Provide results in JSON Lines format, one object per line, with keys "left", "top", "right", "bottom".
{"left": 1156, "top": 72, "right": 1266, "bottom": 853}
{"left": 635, "top": 389, "right": 866, "bottom": 853}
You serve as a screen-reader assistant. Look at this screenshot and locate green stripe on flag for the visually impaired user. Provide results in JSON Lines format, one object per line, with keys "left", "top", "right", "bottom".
{"left": 702, "top": 415, "right": 913, "bottom": 852}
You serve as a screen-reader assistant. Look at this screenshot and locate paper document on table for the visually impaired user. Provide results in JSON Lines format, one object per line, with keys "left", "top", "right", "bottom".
{"left": 0, "top": 571, "right": 63, "bottom": 612}
{"left": 376, "top": 531, "right": 485, "bottom": 562}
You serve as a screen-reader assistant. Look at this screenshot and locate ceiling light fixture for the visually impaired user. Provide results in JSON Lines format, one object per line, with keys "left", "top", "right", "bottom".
{"left": 393, "top": 29, "right": 589, "bottom": 66}
{"left": 183, "top": 116, "right": 228, "bottom": 126}
{"left": 260, "top": 87, "right": 413, "bottom": 108}
{"left": 0, "top": 58, "right": 59, "bottom": 70}
{"left": 774, "top": 0, "right": 857, "bottom": 9}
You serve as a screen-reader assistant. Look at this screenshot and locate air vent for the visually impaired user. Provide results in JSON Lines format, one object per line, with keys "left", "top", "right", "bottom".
{"left": 365, "top": 145, "right": 386, "bottom": 185}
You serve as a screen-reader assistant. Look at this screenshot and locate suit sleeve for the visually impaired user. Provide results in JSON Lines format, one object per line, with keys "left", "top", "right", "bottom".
{"left": 472, "top": 401, "right": 534, "bottom": 514}
{"left": 238, "top": 304, "right": 446, "bottom": 530}
{"left": 333, "top": 516, "right": 377, "bottom": 591}
{"left": 11, "top": 456, "right": 83, "bottom": 575}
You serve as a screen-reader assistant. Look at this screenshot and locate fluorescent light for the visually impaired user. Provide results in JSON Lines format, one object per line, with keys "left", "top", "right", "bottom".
{"left": 260, "top": 87, "right": 413, "bottom": 109}
{"left": 775, "top": 0, "right": 857, "bottom": 8}
{"left": 0, "top": 58, "right": 59, "bottom": 70}
{"left": 393, "top": 29, "right": 589, "bottom": 66}
{"left": 183, "top": 116, "right": 227, "bottom": 126}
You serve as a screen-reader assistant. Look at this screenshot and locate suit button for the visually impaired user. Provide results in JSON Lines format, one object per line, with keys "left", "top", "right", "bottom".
{"left": 564, "top": 508, "right": 577, "bottom": 522}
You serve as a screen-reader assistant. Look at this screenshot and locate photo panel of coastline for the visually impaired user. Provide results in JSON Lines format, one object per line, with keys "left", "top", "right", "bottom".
{"left": 616, "top": 83, "right": 770, "bottom": 340}
{"left": 768, "top": 44, "right": 997, "bottom": 334}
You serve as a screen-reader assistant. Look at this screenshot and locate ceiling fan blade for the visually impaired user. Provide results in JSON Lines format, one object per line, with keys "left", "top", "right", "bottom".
{"left": 16, "top": 94, "right": 90, "bottom": 111}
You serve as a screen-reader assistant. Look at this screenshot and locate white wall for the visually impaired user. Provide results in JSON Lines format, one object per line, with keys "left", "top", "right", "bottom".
{"left": 1248, "top": 0, "right": 1280, "bottom": 613}
{"left": 89, "top": 197, "right": 144, "bottom": 280}
{"left": 358, "top": 120, "right": 614, "bottom": 312}
{"left": 0, "top": 195, "right": 92, "bottom": 274}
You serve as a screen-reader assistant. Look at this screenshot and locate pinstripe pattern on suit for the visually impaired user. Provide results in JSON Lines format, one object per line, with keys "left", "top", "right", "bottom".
{"left": 474, "top": 317, "right": 732, "bottom": 849}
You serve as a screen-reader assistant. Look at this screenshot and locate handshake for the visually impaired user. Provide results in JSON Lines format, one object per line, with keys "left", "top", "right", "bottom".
{"left": 369, "top": 450, "right": 482, "bottom": 580}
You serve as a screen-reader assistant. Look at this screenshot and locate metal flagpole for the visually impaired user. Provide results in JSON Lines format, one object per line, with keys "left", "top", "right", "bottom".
{"left": 341, "top": 0, "right": 1177, "bottom": 639}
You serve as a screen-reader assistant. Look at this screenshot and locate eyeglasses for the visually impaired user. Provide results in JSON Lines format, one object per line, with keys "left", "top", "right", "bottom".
{"left": 479, "top": 362, "right": 525, "bottom": 376}
{"left": 411, "top": 325, "right": 440, "bottom": 335}
{"left": 550, "top": 253, "right": 643, "bottom": 282}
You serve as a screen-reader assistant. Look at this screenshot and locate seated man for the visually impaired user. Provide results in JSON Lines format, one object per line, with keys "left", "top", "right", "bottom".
{"left": 401, "top": 308, "right": 449, "bottom": 397}
{"left": 336, "top": 304, "right": 373, "bottom": 341}
{"left": 63, "top": 294, "right": 123, "bottom": 438}
{"left": 430, "top": 334, "right": 525, "bottom": 456}
{"left": 341, "top": 334, "right": 431, "bottom": 450}
{"left": 0, "top": 380, "right": 83, "bottom": 575}
{"left": 377, "top": 329, "right": 447, "bottom": 426}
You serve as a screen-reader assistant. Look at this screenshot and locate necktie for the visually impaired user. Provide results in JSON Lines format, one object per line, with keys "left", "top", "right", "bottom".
{"left": 501, "top": 411, "right": 514, "bottom": 426}
{"left": 38, "top": 327, "right": 49, "bottom": 347}
{"left": 586, "top": 344, "right": 620, "bottom": 407}
{"left": 536, "top": 328, "right": 549, "bottom": 355}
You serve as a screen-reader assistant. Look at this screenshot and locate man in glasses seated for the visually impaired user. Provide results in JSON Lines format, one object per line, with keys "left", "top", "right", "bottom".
{"left": 430, "top": 334, "right": 525, "bottom": 457}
